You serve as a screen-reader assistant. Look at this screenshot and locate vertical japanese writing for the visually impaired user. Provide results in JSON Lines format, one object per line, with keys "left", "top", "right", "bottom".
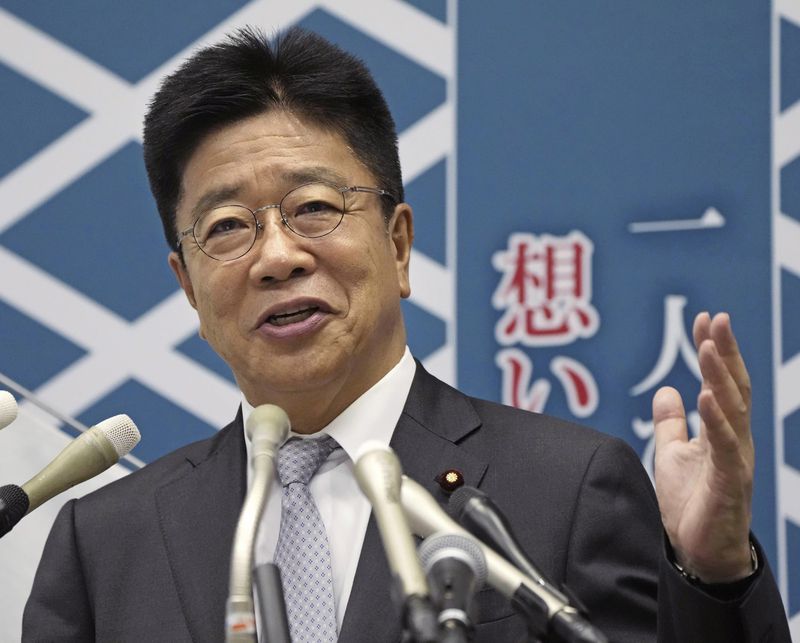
{"left": 493, "top": 231, "right": 599, "bottom": 418}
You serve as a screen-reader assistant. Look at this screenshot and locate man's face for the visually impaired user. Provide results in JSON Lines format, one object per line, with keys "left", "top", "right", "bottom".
{"left": 169, "top": 110, "right": 413, "bottom": 431}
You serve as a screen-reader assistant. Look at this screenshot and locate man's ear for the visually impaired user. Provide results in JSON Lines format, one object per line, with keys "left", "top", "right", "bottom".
{"left": 168, "top": 251, "right": 198, "bottom": 310}
{"left": 389, "top": 203, "right": 414, "bottom": 299}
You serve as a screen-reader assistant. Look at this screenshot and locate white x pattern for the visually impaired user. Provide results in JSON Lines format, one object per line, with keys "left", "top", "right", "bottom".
{"left": 772, "top": 0, "right": 800, "bottom": 634}
{"left": 0, "top": 0, "right": 458, "bottom": 456}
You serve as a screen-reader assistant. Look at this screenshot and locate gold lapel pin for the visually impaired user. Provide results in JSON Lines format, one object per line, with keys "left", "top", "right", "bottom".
{"left": 435, "top": 468, "right": 464, "bottom": 493}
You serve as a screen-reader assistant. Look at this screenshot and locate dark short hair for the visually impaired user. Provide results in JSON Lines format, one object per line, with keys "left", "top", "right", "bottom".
{"left": 143, "top": 26, "right": 403, "bottom": 251}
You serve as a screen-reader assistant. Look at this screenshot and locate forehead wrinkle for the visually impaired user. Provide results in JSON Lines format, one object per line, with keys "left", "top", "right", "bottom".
{"left": 280, "top": 166, "right": 350, "bottom": 187}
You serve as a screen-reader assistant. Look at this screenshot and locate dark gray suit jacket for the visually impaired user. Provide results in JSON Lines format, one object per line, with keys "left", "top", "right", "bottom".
{"left": 23, "top": 365, "right": 790, "bottom": 642}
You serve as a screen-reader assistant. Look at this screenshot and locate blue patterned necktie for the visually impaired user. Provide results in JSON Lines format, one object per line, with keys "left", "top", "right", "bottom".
{"left": 273, "top": 436, "right": 340, "bottom": 643}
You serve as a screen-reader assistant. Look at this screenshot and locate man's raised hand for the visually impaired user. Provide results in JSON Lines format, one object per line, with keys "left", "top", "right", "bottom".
{"left": 653, "top": 312, "right": 755, "bottom": 583}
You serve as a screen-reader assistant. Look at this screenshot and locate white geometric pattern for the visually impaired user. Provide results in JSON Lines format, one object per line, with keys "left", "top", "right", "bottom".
{"left": 772, "top": 0, "right": 800, "bottom": 636}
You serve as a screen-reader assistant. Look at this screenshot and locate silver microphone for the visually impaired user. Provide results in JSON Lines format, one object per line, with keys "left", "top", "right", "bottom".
{"left": 0, "top": 414, "right": 140, "bottom": 537}
{"left": 22, "top": 414, "right": 139, "bottom": 512}
{"left": 354, "top": 442, "right": 438, "bottom": 642}
{"left": 418, "top": 531, "right": 487, "bottom": 642}
{"left": 226, "top": 405, "right": 290, "bottom": 643}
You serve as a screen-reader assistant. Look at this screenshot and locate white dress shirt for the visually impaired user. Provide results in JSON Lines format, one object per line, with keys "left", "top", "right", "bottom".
{"left": 241, "top": 346, "right": 416, "bottom": 629}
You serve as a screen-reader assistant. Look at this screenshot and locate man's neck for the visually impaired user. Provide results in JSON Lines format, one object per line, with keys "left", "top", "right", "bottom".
{"left": 241, "top": 345, "right": 410, "bottom": 434}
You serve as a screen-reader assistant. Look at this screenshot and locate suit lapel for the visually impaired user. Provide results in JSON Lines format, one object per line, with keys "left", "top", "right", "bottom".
{"left": 155, "top": 413, "right": 247, "bottom": 643}
{"left": 339, "top": 365, "right": 489, "bottom": 642}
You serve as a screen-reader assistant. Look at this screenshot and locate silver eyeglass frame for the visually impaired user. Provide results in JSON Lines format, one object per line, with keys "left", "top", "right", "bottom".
{"left": 176, "top": 182, "right": 397, "bottom": 261}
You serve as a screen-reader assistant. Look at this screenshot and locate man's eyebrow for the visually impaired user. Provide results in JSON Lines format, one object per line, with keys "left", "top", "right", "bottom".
{"left": 190, "top": 186, "right": 241, "bottom": 221}
{"left": 188, "top": 167, "right": 352, "bottom": 220}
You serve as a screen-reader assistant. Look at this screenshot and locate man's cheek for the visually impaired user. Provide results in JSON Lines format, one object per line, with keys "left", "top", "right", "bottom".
{"left": 194, "top": 297, "right": 219, "bottom": 342}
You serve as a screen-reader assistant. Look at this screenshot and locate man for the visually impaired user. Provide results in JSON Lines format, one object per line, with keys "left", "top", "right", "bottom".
{"left": 23, "top": 27, "right": 790, "bottom": 642}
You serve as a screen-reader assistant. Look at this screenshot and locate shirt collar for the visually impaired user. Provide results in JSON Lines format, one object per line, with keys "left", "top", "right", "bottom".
{"left": 242, "top": 347, "right": 416, "bottom": 464}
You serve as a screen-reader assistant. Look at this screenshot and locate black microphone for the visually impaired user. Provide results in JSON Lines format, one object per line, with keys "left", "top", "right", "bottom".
{"left": 449, "top": 486, "right": 567, "bottom": 601}
{"left": 0, "top": 414, "right": 140, "bottom": 538}
{"left": 418, "top": 532, "right": 487, "bottom": 643}
{"left": 449, "top": 485, "right": 604, "bottom": 643}
{"left": 401, "top": 476, "right": 607, "bottom": 643}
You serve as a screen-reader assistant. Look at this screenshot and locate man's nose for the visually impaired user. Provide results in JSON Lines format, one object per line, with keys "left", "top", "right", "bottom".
{"left": 247, "top": 208, "right": 315, "bottom": 283}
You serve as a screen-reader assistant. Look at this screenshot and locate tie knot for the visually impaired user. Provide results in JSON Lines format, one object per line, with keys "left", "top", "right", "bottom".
{"left": 277, "top": 435, "right": 339, "bottom": 486}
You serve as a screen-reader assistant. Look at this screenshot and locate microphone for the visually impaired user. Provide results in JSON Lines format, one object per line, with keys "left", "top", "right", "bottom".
{"left": 400, "top": 476, "right": 608, "bottom": 643}
{"left": 226, "top": 405, "right": 290, "bottom": 643}
{"left": 449, "top": 485, "right": 568, "bottom": 603}
{"left": 0, "top": 390, "right": 18, "bottom": 430}
{"left": 418, "top": 532, "right": 487, "bottom": 643}
{"left": 0, "top": 414, "right": 140, "bottom": 538}
{"left": 354, "top": 442, "right": 438, "bottom": 643}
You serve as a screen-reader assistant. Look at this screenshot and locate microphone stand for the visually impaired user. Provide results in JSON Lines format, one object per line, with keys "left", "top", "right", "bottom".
{"left": 226, "top": 448, "right": 270, "bottom": 643}
{"left": 253, "top": 562, "right": 290, "bottom": 643}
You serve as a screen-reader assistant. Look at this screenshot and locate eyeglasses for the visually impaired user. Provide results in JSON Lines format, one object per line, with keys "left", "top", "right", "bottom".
{"left": 177, "top": 181, "right": 397, "bottom": 261}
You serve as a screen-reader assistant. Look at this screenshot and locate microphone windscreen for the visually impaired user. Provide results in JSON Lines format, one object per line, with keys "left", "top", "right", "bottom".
{"left": 418, "top": 531, "right": 488, "bottom": 584}
{"left": 0, "top": 484, "right": 30, "bottom": 537}
{"left": 95, "top": 414, "right": 141, "bottom": 458}
{"left": 245, "top": 404, "right": 290, "bottom": 442}
{"left": 0, "top": 391, "right": 18, "bottom": 430}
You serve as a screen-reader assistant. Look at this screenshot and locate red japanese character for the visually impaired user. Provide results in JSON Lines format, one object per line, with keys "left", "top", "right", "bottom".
{"left": 492, "top": 232, "right": 599, "bottom": 346}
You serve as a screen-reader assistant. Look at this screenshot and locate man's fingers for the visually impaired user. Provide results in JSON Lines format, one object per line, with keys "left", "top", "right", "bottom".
{"left": 709, "top": 313, "right": 752, "bottom": 406}
{"left": 697, "top": 388, "right": 752, "bottom": 470}
{"left": 693, "top": 312, "right": 712, "bottom": 393}
{"left": 697, "top": 339, "right": 749, "bottom": 437}
{"left": 653, "top": 386, "right": 689, "bottom": 453}
{"left": 692, "top": 311, "right": 712, "bottom": 351}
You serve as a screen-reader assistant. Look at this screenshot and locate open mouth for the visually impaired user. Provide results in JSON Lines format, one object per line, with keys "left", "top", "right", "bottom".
{"left": 266, "top": 306, "right": 319, "bottom": 327}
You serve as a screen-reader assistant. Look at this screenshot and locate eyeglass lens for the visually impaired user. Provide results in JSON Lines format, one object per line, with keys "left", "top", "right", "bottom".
{"left": 193, "top": 182, "right": 346, "bottom": 261}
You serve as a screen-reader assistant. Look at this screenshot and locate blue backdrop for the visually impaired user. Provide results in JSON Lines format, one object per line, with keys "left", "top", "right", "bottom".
{"left": 0, "top": 0, "right": 798, "bottom": 631}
